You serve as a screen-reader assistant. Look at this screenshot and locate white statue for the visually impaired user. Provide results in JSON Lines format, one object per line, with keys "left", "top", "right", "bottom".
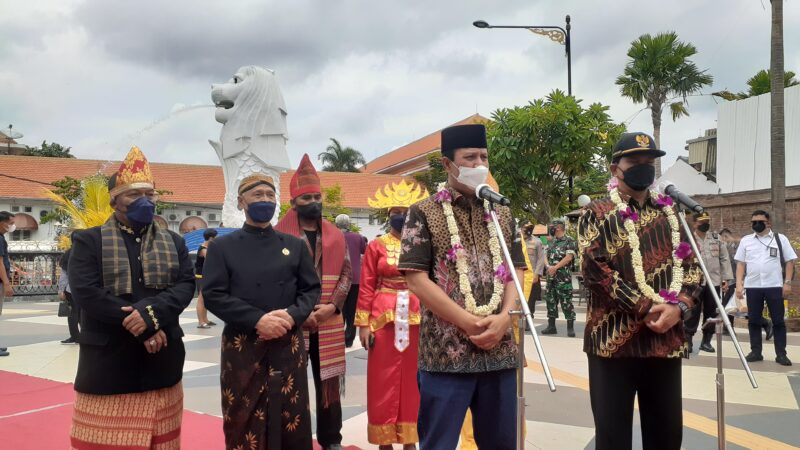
{"left": 210, "top": 66, "right": 290, "bottom": 227}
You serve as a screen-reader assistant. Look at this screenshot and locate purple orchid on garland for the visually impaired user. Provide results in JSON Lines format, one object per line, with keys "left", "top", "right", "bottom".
{"left": 435, "top": 189, "right": 452, "bottom": 203}
{"left": 607, "top": 176, "right": 619, "bottom": 191}
{"left": 483, "top": 212, "right": 492, "bottom": 223}
{"left": 618, "top": 207, "right": 639, "bottom": 222}
{"left": 655, "top": 194, "right": 674, "bottom": 208}
{"left": 659, "top": 289, "right": 680, "bottom": 304}
{"left": 495, "top": 262, "right": 513, "bottom": 284}
{"left": 674, "top": 242, "right": 693, "bottom": 260}
{"left": 446, "top": 243, "right": 463, "bottom": 262}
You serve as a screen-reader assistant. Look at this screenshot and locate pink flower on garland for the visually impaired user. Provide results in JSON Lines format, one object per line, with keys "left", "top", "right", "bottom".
{"left": 435, "top": 189, "right": 452, "bottom": 203}
{"left": 655, "top": 194, "right": 674, "bottom": 208}
{"left": 446, "top": 243, "right": 463, "bottom": 262}
{"left": 659, "top": 289, "right": 680, "bottom": 304}
{"left": 674, "top": 242, "right": 693, "bottom": 260}
{"left": 607, "top": 176, "right": 619, "bottom": 191}
{"left": 618, "top": 207, "right": 639, "bottom": 222}
{"left": 495, "top": 262, "right": 514, "bottom": 284}
{"left": 483, "top": 211, "right": 492, "bottom": 223}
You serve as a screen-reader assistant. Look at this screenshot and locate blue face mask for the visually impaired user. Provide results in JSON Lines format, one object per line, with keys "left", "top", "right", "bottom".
{"left": 126, "top": 196, "right": 156, "bottom": 229}
{"left": 389, "top": 214, "right": 406, "bottom": 233}
{"left": 247, "top": 201, "right": 277, "bottom": 223}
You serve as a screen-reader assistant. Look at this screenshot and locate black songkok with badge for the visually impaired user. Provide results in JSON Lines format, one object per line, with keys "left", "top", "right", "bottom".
{"left": 611, "top": 132, "right": 667, "bottom": 162}
{"left": 441, "top": 124, "right": 488, "bottom": 160}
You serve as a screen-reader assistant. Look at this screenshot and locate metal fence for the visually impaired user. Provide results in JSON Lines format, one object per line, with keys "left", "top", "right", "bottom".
{"left": 8, "top": 252, "right": 63, "bottom": 296}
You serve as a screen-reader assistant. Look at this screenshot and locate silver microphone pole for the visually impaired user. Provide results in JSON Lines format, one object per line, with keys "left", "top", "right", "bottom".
{"left": 487, "top": 203, "right": 556, "bottom": 450}
{"left": 676, "top": 210, "right": 758, "bottom": 449}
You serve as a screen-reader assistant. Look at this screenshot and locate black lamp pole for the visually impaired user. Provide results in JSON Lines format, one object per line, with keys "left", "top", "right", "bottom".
{"left": 474, "top": 15, "right": 574, "bottom": 201}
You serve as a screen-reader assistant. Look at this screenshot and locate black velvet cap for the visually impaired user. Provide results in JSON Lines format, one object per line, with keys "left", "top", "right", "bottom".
{"left": 441, "top": 124, "right": 487, "bottom": 159}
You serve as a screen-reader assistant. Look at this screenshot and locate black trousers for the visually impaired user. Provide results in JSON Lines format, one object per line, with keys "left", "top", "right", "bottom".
{"left": 343, "top": 284, "right": 359, "bottom": 347}
{"left": 684, "top": 285, "right": 721, "bottom": 338}
{"left": 308, "top": 333, "right": 342, "bottom": 447}
{"left": 588, "top": 355, "right": 683, "bottom": 450}
{"left": 746, "top": 287, "right": 787, "bottom": 357}
{"left": 65, "top": 292, "right": 81, "bottom": 340}
{"left": 527, "top": 278, "right": 542, "bottom": 316}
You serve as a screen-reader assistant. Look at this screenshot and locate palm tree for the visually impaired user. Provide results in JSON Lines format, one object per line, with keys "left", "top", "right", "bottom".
{"left": 318, "top": 138, "right": 366, "bottom": 172}
{"left": 770, "top": 0, "right": 786, "bottom": 232}
{"left": 712, "top": 69, "right": 799, "bottom": 100}
{"left": 616, "top": 32, "right": 713, "bottom": 176}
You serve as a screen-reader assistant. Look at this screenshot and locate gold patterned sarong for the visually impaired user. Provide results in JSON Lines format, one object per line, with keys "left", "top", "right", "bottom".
{"left": 70, "top": 382, "right": 183, "bottom": 450}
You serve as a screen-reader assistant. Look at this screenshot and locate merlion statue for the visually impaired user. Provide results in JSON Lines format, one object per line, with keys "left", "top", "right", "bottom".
{"left": 210, "top": 66, "right": 290, "bottom": 227}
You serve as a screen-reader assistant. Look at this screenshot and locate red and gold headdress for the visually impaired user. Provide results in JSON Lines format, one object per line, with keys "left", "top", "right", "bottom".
{"left": 368, "top": 179, "right": 428, "bottom": 209}
{"left": 289, "top": 154, "right": 321, "bottom": 199}
{"left": 109, "top": 146, "right": 155, "bottom": 198}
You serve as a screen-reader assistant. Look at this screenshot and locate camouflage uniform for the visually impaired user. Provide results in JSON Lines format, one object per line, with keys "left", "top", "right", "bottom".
{"left": 545, "top": 236, "right": 577, "bottom": 320}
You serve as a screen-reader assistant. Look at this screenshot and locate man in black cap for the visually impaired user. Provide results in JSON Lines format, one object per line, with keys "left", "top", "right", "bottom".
{"left": 577, "top": 132, "right": 702, "bottom": 450}
{"left": 399, "top": 123, "right": 526, "bottom": 449}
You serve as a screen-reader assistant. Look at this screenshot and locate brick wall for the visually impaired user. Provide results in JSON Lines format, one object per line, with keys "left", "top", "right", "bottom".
{"left": 694, "top": 186, "right": 800, "bottom": 310}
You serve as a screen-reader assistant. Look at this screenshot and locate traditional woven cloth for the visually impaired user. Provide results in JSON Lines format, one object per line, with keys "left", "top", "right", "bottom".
{"left": 70, "top": 382, "right": 183, "bottom": 450}
{"left": 110, "top": 146, "right": 155, "bottom": 198}
{"left": 101, "top": 215, "right": 178, "bottom": 296}
{"left": 275, "top": 208, "right": 347, "bottom": 405}
{"left": 238, "top": 174, "right": 275, "bottom": 194}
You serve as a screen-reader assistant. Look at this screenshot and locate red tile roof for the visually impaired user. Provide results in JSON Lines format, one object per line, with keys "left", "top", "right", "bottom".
{"left": 363, "top": 114, "right": 489, "bottom": 174}
{"left": 0, "top": 155, "right": 408, "bottom": 209}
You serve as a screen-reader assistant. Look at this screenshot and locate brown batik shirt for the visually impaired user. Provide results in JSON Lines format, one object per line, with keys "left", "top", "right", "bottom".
{"left": 578, "top": 195, "right": 703, "bottom": 359}
{"left": 398, "top": 186, "right": 525, "bottom": 373}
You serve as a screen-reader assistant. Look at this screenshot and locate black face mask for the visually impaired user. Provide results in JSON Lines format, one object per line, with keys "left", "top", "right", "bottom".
{"left": 698, "top": 223, "right": 710, "bottom": 232}
{"left": 752, "top": 221, "right": 767, "bottom": 233}
{"left": 621, "top": 164, "right": 656, "bottom": 191}
{"left": 548, "top": 227, "right": 556, "bottom": 236}
{"left": 296, "top": 202, "right": 323, "bottom": 220}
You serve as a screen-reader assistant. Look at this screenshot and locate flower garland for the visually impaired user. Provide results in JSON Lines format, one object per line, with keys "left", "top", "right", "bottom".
{"left": 437, "top": 182, "right": 506, "bottom": 316}
{"left": 609, "top": 187, "right": 689, "bottom": 304}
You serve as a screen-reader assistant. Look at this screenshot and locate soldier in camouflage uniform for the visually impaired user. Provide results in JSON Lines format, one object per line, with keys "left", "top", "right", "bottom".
{"left": 542, "top": 221, "right": 578, "bottom": 336}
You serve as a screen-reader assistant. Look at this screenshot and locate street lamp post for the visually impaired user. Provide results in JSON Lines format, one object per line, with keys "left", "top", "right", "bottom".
{"left": 474, "top": 15, "right": 574, "bottom": 201}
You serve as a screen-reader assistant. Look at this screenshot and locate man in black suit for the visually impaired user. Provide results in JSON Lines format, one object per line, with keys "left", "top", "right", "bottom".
{"left": 68, "top": 147, "right": 195, "bottom": 450}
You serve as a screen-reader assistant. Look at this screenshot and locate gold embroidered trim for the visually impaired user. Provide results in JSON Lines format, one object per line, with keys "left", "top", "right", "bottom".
{"left": 145, "top": 304, "right": 160, "bottom": 331}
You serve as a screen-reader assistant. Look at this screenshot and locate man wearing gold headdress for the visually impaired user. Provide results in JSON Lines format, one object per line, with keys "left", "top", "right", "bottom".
{"left": 68, "top": 147, "right": 196, "bottom": 450}
{"left": 355, "top": 180, "right": 427, "bottom": 449}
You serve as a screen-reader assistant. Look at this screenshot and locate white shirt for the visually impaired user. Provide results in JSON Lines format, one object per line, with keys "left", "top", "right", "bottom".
{"left": 734, "top": 230, "right": 797, "bottom": 288}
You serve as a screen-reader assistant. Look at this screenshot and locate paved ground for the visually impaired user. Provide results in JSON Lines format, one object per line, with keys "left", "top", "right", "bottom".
{"left": 1, "top": 298, "right": 799, "bottom": 449}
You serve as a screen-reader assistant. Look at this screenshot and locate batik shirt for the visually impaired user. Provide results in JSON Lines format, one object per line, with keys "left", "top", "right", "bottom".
{"left": 577, "top": 196, "right": 702, "bottom": 359}
{"left": 546, "top": 236, "right": 577, "bottom": 284}
{"left": 398, "top": 186, "right": 526, "bottom": 373}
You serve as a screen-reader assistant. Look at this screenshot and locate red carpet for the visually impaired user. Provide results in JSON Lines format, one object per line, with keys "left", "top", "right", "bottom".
{"left": 0, "top": 370, "right": 361, "bottom": 449}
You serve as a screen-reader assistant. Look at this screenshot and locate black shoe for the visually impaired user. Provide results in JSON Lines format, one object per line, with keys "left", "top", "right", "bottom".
{"left": 687, "top": 341, "right": 694, "bottom": 353}
{"left": 60, "top": 337, "right": 77, "bottom": 344}
{"left": 567, "top": 320, "right": 576, "bottom": 337}
{"left": 699, "top": 333, "right": 715, "bottom": 353}
{"left": 0, "top": 347, "right": 6, "bottom": 351}
{"left": 0, "top": 350, "right": 9, "bottom": 357}
{"left": 208, "top": 321, "right": 217, "bottom": 326}
{"left": 764, "top": 321, "right": 774, "bottom": 341}
{"left": 776, "top": 355, "right": 792, "bottom": 366}
{"left": 541, "top": 318, "right": 557, "bottom": 335}
{"left": 745, "top": 352, "right": 764, "bottom": 362}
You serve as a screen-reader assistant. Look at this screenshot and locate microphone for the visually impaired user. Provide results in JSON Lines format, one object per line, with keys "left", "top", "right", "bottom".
{"left": 475, "top": 184, "right": 511, "bottom": 206}
{"left": 657, "top": 180, "right": 704, "bottom": 213}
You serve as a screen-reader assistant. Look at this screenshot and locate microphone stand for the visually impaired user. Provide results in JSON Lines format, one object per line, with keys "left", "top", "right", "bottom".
{"left": 486, "top": 202, "right": 556, "bottom": 450}
{"left": 676, "top": 210, "right": 758, "bottom": 449}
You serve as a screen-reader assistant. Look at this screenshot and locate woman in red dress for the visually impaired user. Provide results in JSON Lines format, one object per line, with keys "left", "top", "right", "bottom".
{"left": 356, "top": 181, "right": 426, "bottom": 449}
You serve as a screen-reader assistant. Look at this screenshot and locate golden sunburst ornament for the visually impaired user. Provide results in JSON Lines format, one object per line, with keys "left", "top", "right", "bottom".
{"left": 635, "top": 134, "right": 650, "bottom": 148}
{"left": 367, "top": 179, "right": 428, "bottom": 209}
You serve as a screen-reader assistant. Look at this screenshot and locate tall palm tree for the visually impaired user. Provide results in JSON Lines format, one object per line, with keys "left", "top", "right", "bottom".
{"left": 770, "top": 0, "right": 786, "bottom": 231}
{"left": 318, "top": 138, "right": 366, "bottom": 172}
{"left": 712, "top": 69, "right": 798, "bottom": 100}
{"left": 616, "top": 32, "right": 713, "bottom": 176}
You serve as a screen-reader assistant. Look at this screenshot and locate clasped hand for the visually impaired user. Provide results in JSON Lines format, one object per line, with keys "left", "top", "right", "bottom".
{"left": 466, "top": 313, "right": 510, "bottom": 350}
{"left": 303, "top": 304, "right": 336, "bottom": 331}
{"left": 644, "top": 303, "right": 682, "bottom": 334}
{"left": 121, "top": 306, "right": 147, "bottom": 336}
{"left": 256, "top": 309, "right": 294, "bottom": 340}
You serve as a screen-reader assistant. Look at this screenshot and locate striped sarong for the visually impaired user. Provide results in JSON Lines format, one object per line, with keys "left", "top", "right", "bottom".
{"left": 70, "top": 382, "right": 183, "bottom": 450}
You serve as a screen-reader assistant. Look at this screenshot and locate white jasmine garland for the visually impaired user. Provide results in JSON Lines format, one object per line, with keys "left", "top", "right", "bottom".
{"left": 609, "top": 187, "right": 685, "bottom": 304}
{"left": 438, "top": 183, "right": 505, "bottom": 316}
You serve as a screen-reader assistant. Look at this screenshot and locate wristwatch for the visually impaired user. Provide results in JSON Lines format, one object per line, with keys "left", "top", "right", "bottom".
{"left": 676, "top": 301, "right": 691, "bottom": 320}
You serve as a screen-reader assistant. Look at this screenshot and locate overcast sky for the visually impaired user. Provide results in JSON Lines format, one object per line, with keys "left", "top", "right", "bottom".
{"left": 2, "top": 0, "right": 798, "bottom": 176}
